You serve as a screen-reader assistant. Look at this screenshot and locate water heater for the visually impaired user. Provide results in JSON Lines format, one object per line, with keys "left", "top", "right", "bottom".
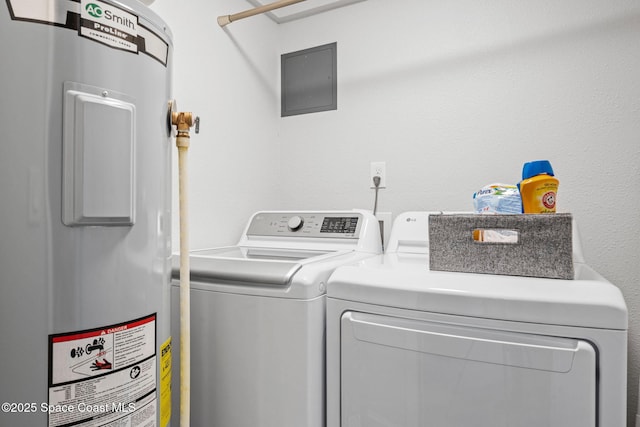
{"left": 0, "top": 1, "right": 174, "bottom": 426}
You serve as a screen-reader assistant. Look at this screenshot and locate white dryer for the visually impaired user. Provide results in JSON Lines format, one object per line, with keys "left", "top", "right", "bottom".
{"left": 326, "top": 212, "right": 627, "bottom": 427}
{"left": 171, "top": 210, "right": 381, "bottom": 427}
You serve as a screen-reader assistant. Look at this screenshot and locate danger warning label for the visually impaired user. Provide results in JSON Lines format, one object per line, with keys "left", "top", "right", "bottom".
{"left": 48, "top": 314, "right": 158, "bottom": 427}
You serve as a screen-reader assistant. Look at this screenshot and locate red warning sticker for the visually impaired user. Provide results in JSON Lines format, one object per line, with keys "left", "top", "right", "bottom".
{"left": 48, "top": 314, "right": 157, "bottom": 427}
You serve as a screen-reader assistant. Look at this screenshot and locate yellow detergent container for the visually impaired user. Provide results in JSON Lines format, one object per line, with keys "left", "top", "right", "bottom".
{"left": 519, "top": 160, "right": 559, "bottom": 213}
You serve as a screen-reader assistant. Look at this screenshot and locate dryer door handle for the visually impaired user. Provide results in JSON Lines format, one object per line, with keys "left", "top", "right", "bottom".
{"left": 344, "top": 312, "right": 595, "bottom": 373}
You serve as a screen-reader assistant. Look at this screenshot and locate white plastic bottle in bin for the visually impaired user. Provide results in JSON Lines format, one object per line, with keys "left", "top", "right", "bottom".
{"left": 519, "top": 160, "right": 559, "bottom": 214}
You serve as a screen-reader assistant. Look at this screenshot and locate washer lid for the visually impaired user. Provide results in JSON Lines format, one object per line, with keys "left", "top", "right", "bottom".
{"left": 327, "top": 254, "right": 627, "bottom": 330}
{"left": 174, "top": 246, "right": 346, "bottom": 286}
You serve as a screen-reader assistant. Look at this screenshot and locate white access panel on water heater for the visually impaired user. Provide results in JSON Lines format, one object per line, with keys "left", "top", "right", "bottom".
{"left": 63, "top": 82, "right": 136, "bottom": 226}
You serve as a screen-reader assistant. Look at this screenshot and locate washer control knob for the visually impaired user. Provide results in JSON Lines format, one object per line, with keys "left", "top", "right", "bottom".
{"left": 287, "top": 216, "right": 304, "bottom": 231}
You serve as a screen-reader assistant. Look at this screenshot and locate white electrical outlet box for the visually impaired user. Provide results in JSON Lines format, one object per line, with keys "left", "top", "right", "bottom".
{"left": 370, "top": 161, "right": 386, "bottom": 188}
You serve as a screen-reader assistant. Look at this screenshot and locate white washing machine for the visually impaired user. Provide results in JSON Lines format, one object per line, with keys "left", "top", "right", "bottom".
{"left": 171, "top": 210, "right": 381, "bottom": 427}
{"left": 327, "top": 212, "right": 628, "bottom": 427}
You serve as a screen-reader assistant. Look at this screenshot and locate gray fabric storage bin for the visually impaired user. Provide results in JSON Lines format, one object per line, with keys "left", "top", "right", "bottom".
{"left": 429, "top": 213, "right": 574, "bottom": 280}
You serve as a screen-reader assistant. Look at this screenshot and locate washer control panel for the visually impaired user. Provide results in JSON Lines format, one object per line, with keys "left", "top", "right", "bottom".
{"left": 247, "top": 212, "right": 362, "bottom": 238}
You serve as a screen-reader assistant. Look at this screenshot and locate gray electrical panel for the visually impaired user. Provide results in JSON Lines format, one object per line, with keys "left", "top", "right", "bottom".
{"left": 281, "top": 42, "right": 337, "bottom": 116}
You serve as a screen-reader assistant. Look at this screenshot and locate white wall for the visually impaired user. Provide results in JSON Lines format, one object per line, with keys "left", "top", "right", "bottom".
{"left": 280, "top": 1, "right": 640, "bottom": 423}
{"left": 152, "top": 0, "right": 282, "bottom": 249}
{"left": 154, "top": 0, "right": 640, "bottom": 423}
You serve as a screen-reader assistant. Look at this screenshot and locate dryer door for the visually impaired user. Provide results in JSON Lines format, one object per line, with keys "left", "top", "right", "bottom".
{"left": 340, "top": 312, "right": 596, "bottom": 427}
